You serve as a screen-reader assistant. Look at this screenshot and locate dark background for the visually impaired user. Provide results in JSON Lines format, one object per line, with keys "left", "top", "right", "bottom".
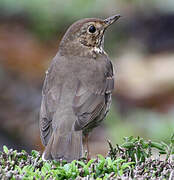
{"left": 0, "top": 0, "right": 174, "bottom": 157}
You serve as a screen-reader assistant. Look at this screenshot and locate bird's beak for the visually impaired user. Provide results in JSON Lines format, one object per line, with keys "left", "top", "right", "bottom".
{"left": 104, "top": 14, "right": 121, "bottom": 28}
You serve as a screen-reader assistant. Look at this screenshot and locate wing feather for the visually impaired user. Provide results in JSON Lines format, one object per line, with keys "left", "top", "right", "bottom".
{"left": 73, "top": 57, "right": 114, "bottom": 132}
{"left": 40, "top": 63, "right": 62, "bottom": 146}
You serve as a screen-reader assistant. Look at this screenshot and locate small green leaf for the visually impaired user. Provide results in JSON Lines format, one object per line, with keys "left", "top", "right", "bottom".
{"left": 121, "top": 162, "right": 135, "bottom": 170}
{"left": 3, "top": 145, "right": 9, "bottom": 154}
{"left": 151, "top": 142, "right": 165, "bottom": 151}
{"left": 106, "top": 157, "right": 112, "bottom": 168}
{"left": 170, "top": 133, "right": 174, "bottom": 144}
{"left": 159, "top": 151, "right": 166, "bottom": 154}
{"left": 118, "top": 169, "right": 123, "bottom": 176}
{"left": 121, "top": 142, "right": 135, "bottom": 148}
{"left": 86, "top": 159, "right": 95, "bottom": 168}
{"left": 98, "top": 154, "right": 105, "bottom": 161}
{"left": 31, "top": 150, "right": 39, "bottom": 158}
{"left": 15, "top": 165, "right": 22, "bottom": 174}
{"left": 76, "top": 160, "right": 85, "bottom": 167}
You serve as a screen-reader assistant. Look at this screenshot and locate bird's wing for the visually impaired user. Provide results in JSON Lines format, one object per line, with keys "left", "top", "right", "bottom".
{"left": 40, "top": 61, "right": 62, "bottom": 146}
{"left": 73, "top": 58, "right": 114, "bottom": 131}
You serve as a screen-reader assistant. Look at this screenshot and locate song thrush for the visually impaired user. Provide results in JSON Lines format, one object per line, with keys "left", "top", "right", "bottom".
{"left": 40, "top": 14, "right": 120, "bottom": 162}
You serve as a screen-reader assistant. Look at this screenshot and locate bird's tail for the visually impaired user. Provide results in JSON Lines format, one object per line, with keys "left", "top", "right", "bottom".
{"left": 42, "top": 129, "right": 83, "bottom": 162}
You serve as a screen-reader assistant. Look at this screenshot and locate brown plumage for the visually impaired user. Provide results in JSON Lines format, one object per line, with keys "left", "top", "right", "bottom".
{"left": 40, "top": 15, "right": 120, "bottom": 162}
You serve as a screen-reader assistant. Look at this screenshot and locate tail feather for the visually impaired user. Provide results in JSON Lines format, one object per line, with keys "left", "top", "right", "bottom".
{"left": 43, "top": 130, "right": 83, "bottom": 162}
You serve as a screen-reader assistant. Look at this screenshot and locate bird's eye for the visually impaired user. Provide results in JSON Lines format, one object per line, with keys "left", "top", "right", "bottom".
{"left": 88, "top": 25, "right": 96, "bottom": 33}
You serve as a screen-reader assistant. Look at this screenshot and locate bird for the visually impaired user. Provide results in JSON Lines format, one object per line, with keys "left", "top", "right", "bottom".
{"left": 40, "top": 14, "right": 120, "bottom": 162}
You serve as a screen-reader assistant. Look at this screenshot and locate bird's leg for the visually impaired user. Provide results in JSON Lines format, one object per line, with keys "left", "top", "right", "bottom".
{"left": 85, "top": 134, "right": 90, "bottom": 161}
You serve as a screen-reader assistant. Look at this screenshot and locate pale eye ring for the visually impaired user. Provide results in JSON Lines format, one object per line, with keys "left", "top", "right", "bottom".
{"left": 88, "top": 25, "right": 96, "bottom": 33}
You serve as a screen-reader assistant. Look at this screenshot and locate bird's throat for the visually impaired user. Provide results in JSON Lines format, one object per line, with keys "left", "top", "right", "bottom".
{"left": 92, "top": 46, "right": 104, "bottom": 54}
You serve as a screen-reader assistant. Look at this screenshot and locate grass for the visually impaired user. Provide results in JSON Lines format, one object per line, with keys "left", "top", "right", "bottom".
{"left": 0, "top": 135, "right": 174, "bottom": 179}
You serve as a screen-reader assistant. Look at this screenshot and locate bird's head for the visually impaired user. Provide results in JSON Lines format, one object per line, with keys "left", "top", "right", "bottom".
{"left": 59, "top": 14, "right": 121, "bottom": 57}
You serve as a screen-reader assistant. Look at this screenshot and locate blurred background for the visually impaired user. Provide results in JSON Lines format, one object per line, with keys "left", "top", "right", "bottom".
{"left": 0, "top": 0, "right": 174, "bottom": 156}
